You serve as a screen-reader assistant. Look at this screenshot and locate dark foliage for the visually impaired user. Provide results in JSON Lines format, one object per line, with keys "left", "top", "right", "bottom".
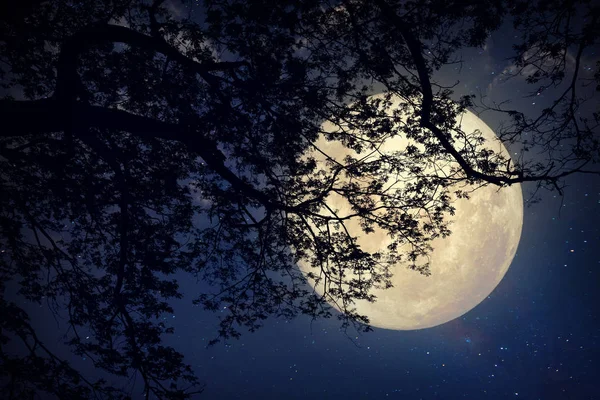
{"left": 0, "top": 0, "right": 597, "bottom": 398}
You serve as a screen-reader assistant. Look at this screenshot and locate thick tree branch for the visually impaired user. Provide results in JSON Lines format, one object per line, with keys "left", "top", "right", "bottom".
{"left": 0, "top": 99, "right": 280, "bottom": 209}
{"left": 55, "top": 23, "right": 245, "bottom": 102}
{"left": 1, "top": 98, "right": 362, "bottom": 218}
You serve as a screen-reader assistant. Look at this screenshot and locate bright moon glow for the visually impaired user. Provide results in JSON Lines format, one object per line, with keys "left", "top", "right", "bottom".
{"left": 299, "top": 94, "right": 523, "bottom": 330}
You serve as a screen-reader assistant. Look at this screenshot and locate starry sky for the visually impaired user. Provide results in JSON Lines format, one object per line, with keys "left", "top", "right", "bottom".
{"left": 25, "top": 169, "right": 600, "bottom": 399}
{"left": 156, "top": 9, "right": 600, "bottom": 399}
{"left": 161, "top": 173, "right": 599, "bottom": 400}
{"left": 10, "top": 3, "right": 600, "bottom": 400}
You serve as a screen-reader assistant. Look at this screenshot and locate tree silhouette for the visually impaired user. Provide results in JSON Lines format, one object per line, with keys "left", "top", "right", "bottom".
{"left": 0, "top": 0, "right": 598, "bottom": 398}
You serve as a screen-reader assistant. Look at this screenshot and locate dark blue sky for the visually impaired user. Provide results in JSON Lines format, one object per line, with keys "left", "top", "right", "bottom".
{"left": 22, "top": 172, "right": 599, "bottom": 399}
{"left": 165, "top": 172, "right": 599, "bottom": 400}
{"left": 157, "top": 11, "right": 600, "bottom": 397}
{"left": 7, "top": 4, "right": 599, "bottom": 399}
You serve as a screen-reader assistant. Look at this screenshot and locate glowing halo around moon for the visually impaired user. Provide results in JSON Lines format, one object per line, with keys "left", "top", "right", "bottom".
{"left": 298, "top": 94, "right": 523, "bottom": 330}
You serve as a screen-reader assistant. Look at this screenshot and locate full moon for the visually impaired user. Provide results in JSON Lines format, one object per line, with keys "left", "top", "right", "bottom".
{"left": 299, "top": 94, "right": 523, "bottom": 330}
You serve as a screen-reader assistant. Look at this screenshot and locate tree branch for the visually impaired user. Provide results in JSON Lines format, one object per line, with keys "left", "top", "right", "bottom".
{"left": 0, "top": 98, "right": 282, "bottom": 210}
{"left": 374, "top": 0, "right": 599, "bottom": 187}
{"left": 55, "top": 23, "right": 245, "bottom": 102}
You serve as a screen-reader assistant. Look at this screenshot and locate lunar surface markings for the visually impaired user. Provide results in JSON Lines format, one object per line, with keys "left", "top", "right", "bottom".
{"left": 299, "top": 94, "right": 523, "bottom": 330}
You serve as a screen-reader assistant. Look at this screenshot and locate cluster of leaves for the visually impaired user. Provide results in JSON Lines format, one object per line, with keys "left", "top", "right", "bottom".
{"left": 0, "top": 0, "right": 597, "bottom": 398}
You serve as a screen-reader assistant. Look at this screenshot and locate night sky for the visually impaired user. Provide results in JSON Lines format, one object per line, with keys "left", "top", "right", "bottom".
{"left": 8, "top": 2, "right": 600, "bottom": 399}
{"left": 169, "top": 8, "right": 600, "bottom": 399}
{"left": 167, "top": 175, "right": 600, "bottom": 400}
{"left": 27, "top": 171, "right": 600, "bottom": 399}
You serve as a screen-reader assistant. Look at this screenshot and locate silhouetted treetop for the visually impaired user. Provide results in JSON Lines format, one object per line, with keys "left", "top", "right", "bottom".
{"left": 1, "top": 0, "right": 598, "bottom": 398}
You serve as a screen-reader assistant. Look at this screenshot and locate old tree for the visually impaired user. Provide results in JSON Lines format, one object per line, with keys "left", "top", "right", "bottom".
{"left": 0, "top": 0, "right": 598, "bottom": 398}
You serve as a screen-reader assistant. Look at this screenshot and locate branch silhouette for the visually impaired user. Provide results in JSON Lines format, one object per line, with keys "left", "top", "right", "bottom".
{"left": 0, "top": 0, "right": 598, "bottom": 398}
